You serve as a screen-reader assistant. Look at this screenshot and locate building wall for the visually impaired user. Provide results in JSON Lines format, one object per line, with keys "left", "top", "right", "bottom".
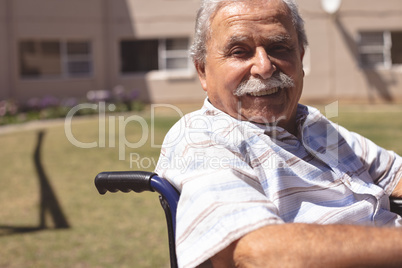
{"left": 0, "top": 0, "right": 401, "bottom": 105}
{"left": 0, "top": 0, "right": 9, "bottom": 100}
{"left": 5, "top": 0, "right": 106, "bottom": 102}
{"left": 1, "top": 0, "right": 202, "bottom": 104}
{"left": 300, "top": 0, "right": 402, "bottom": 103}
{"left": 106, "top": 0, "right": 203, "bottom": 103}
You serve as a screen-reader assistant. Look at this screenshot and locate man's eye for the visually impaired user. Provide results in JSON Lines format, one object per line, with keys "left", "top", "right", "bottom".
{"left": 231, "top": 48, "right": 248, "bottom": 57}
{"left": 271, "top": 46, "right": 287, "bottom": 51}
{"left": 270, "top": 45, "right": 292, "bottom": 53}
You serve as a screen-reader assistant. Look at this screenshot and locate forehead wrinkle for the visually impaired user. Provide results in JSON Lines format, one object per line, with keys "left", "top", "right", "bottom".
{"left": 220, "top": 12, "right": 280, "bottom": 29}
{"left": 214, "top": 2, "right": 294, "bottom": 41}
{"left": 217, "top": 0, "right": 290, "bottom": 26}
{"left": 209, "top": 0, "right": 299, "bottom": 56}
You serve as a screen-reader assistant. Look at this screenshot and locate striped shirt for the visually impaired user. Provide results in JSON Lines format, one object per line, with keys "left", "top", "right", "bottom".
{"left": 155, "top": 98, "right": 402, "bottom": 268}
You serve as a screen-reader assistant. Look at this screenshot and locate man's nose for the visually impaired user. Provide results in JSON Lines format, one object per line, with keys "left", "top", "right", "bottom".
{"left": 250, "top": 47, "right": 276, "bottom": 80}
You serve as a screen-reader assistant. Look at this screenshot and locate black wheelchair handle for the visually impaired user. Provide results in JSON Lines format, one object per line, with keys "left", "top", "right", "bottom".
{"left": 95, "top": 171, "right": 156, "bottom": 194}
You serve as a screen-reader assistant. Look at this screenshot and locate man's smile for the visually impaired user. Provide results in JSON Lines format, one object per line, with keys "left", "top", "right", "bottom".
{"left": 247, "top": 87, "right": 280, "bottom": 97}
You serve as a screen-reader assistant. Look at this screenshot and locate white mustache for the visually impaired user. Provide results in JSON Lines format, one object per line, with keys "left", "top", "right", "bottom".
{"left": 234, "top": 72, "right": 295, "bottom": 96}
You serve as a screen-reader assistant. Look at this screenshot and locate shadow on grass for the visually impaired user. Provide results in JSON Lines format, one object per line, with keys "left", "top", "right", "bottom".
{"left": 0, "top": 130, "right": 70, "bottom": 237}
{"left": 0, "top": 226, "right": 44, "bottom": 236}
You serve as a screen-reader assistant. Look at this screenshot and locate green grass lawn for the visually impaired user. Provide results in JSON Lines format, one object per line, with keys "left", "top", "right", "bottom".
{"left": 0, "top": 103, "right": 401, "bottom": 268}
{"left": 0, "top": 107, "right": 184, "bottom": 268}
{"left": 336, "top": 104, "right": 402, "bottom": 155}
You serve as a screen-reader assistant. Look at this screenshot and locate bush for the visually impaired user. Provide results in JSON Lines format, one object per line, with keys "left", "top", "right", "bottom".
{"left": 0, "top": 90, "right": 145, "bottom": 126}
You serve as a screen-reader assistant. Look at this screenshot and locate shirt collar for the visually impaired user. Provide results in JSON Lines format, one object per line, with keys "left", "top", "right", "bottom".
{"left": 203, "top": 98, "right": 310, "bottom": 139}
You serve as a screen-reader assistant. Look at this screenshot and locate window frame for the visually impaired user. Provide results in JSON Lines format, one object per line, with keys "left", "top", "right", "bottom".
{"left": 120, "top": 37, "right": 192, "bottom": 75}
{"left": 158, "top": 38, "right": 191, "bottom": 71}
{"left": 19, "top": 39, "right": 93, "bottom": 79}
{"left": 63, "top": 41, "right": 93, "bottom": 77}
{"left": 358, "top": 31, "right": 402, "bottom": 70}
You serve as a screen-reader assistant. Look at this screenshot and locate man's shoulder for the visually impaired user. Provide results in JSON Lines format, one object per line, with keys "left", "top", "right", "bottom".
{"left": 161, "top": 100, "right": 268, "bottom": 155}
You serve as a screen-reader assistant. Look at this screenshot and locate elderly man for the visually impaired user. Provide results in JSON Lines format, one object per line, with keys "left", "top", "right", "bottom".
{"left": 155, "top": 0, "right": 402, "bottom": 267}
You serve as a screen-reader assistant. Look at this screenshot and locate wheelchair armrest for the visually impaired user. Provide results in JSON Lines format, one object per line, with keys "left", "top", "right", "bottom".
{"left": 94, "top": 171, "right": 179, "bottom": 224}
{"left": 390, "top": 198, "right": 402, "bottom": 216}
{"left": 94, "top": 171, "right": 179, "bottom": 268}
{"left": 95, "top": 171, "right": 155, "bottom": 194}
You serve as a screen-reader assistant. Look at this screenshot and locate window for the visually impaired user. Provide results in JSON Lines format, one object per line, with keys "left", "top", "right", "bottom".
{"left": 66, "top": 42, "right": 92, "bottom": 75}
{"left": 159, "top": 38, "right": 189, "bottom": 70}
{"left": 19, "top": 40, "right": 92, "bottom": 78}
{"left": 120, "top": 37, "right": 190, "bottom": 74}
{"left": 358, "top": 31, "right": 402, "bottom": 68}
{"left": 121, "top": 40, "right": 159, "bottom": 73}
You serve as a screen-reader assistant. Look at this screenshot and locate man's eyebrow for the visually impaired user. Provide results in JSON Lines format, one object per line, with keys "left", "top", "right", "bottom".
{"left": 224, "top": 34, "right": 293, "bottom": 49}
{"left": 224, "top": 35, "right": 250, "bottom": 48}
{"left": 264, "top": 34, "right": 292, "bottom": 44}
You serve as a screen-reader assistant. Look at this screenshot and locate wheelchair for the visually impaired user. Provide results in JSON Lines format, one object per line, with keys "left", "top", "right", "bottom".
{"left": 95, "top": 171, "right": 179, "bottom": 268}
{"left": 95, "top": 171, "right": 402, "bottom": 268}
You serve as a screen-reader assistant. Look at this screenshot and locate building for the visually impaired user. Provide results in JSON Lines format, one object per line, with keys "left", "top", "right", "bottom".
{"left": 301, "top": 0, "right": 402, "bottom": 104}
{"left": 0, "top": 0, "right": 401, "bottom": 105}
{"left": 0, "top": 0, "right": 204, "bottom": 105}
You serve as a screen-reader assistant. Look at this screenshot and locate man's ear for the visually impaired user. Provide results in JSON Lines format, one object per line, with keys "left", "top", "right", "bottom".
{"left": 300, "top": 46, "right": 305, "bottom": 62}
{"left": 195, "top": 61, "right": 208, "bottom": 92}
{"left": 299, "top": 46, "right": 306, "bottom": 77}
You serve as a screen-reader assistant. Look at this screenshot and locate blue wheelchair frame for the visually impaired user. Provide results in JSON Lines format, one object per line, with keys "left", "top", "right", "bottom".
{"left": 95, "top": 170, "right": 402, "bottom": 268}
{"left": 95, "top": 171, "right": 179, "bottom": 268}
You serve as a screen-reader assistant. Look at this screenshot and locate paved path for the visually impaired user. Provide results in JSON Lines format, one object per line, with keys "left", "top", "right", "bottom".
{"left": 0, "top": 118, "right": 69, "bottom": 136}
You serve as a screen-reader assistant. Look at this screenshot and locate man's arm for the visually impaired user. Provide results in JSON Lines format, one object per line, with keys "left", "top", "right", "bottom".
{"left": 211, "top": 223, "right": 402, "bottom": 267}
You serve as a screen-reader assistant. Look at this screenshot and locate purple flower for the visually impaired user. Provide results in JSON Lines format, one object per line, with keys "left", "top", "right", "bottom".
{"left": 40, "top": 95, "right": 59, "bottom": 109}
{"left": 86, "top": 90, "right": 111, "bottom": 102}
{"left": 128, "top": 89, "right": 140, "bottom": 101}
{"left": 27, "top": 98, "right": 41, "bottom": 110}
{"left": 61, "top": 98, "right": 78, "bottom": 108}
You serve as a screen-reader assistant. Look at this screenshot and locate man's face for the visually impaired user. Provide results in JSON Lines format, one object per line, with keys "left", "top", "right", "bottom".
{"left": 196, "top": 0, "right": 305, "bottom": 133}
